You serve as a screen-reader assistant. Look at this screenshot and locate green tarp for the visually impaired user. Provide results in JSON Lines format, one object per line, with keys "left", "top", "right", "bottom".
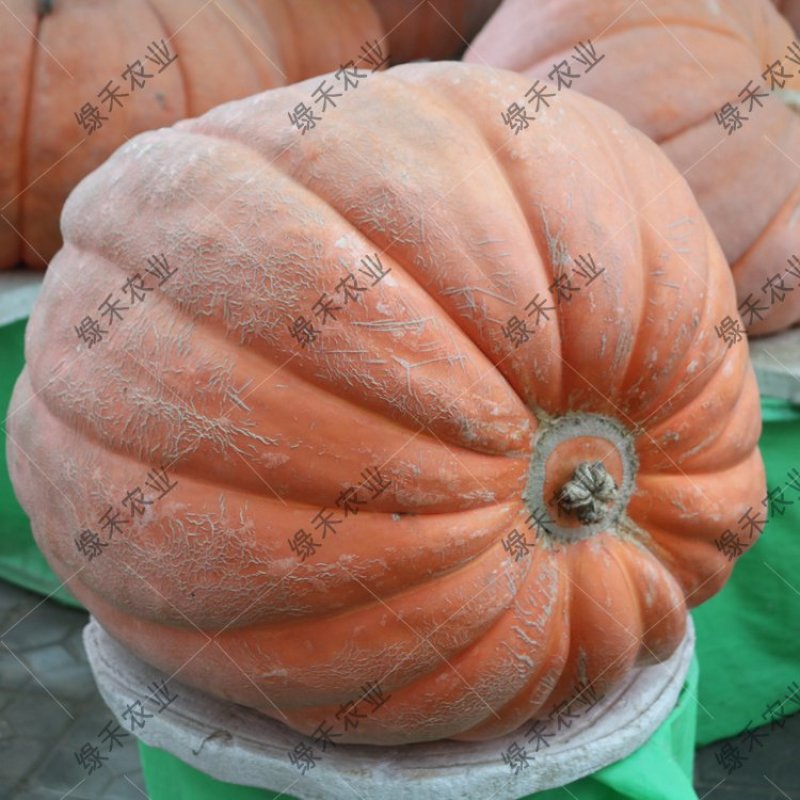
{"left": 0, "top": 318, "right": 80, "bottom": 607}
{"left": 691, "top": 396, "right": 800, "bottom": 746}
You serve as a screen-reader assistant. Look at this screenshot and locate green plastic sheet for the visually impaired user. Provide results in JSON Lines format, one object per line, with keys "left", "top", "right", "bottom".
{"left": 137, "top": 653, "right": 699, "bottom": 800}
{"left": 0, "top": 318, "right": 79, "bottom": 607}
{"left": 691, "top": 396, "right": 800, "bottom": 746}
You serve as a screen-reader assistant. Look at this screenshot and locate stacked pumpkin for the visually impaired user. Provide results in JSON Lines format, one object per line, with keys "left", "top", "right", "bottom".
{"left": 4, "top": 0, "right": 775, "bottom": 746}
{"left": 775, "top": 0, "right": 800, "bottom": 33}
{"left": 0, "top": 0, "right": 499, "bottom": 269}
{"left": 466, "top": 0, "right": 800, "bottom": 335}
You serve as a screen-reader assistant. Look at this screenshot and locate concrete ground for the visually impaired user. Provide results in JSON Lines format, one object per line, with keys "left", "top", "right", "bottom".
{"left": 0, "top": 580, "right": 145, "bottom": 800}
{"left": 0, "top": 578, "right": 796, "bottom": 799}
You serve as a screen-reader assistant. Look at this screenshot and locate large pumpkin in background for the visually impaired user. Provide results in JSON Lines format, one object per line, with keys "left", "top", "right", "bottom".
{"left": 370, "top": 0, "right": 501, "bottom": 62}
{"left": 7, "top": 62, "right": 765, "bottom": 745}
{"left": 775, "top": 0, "right": 800, "bottom": 33}
{"left": 0, "top": 0, "right": 382, "bottom": 270}
{"left": 466, "top": 0, "right": 800, "bottom": 336}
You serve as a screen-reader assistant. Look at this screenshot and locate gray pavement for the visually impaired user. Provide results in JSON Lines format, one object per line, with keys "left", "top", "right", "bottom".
{"left": 0, "top": 580, "right": 145, "bottom": 800}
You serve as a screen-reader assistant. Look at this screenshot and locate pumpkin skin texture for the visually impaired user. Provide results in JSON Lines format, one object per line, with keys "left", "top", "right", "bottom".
{"left": 369, "top": 0, "right": 501, "bottom": 62}
{"left": 466, "top": 0, "right": 800, "bottom": 336}
{"left": 7, "top": 62, "right": 765, "bottom": 745}
{"left": 0, "top": 0, "right": 381, "bottom": 270}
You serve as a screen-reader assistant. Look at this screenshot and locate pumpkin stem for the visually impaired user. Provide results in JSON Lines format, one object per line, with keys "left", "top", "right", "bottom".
{"left": 37, "top": 0, "right": 53, "bottom": 15}
{"left": 557, "top": 461, "right": 618, "bottom": 524}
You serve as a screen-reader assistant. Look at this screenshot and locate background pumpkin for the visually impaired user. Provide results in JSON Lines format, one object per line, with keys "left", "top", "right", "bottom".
{"left": 0, "top": 0, "right": 382, "bottom": 270}
{"left": 465, "top": 0, "right": 800, "bottom": 336}
{"left": 775, "top": 0, "right": 800, "bottom": 33}
{"left": 7, "top": 62, "right": 764, "bottom": 745}
{"left": 370, "top": 0, "right": 500, "bottom": 63}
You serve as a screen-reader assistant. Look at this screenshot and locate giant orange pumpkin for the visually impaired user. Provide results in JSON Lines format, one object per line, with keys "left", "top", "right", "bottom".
{"left": 0, "top": 0, "right": 382, "bottom": 270}
{"left": 7, "top": 62, "right": 765, "bottom": 745}
{"left": 466, "top": 0, "right": 800, "bottom": 336}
